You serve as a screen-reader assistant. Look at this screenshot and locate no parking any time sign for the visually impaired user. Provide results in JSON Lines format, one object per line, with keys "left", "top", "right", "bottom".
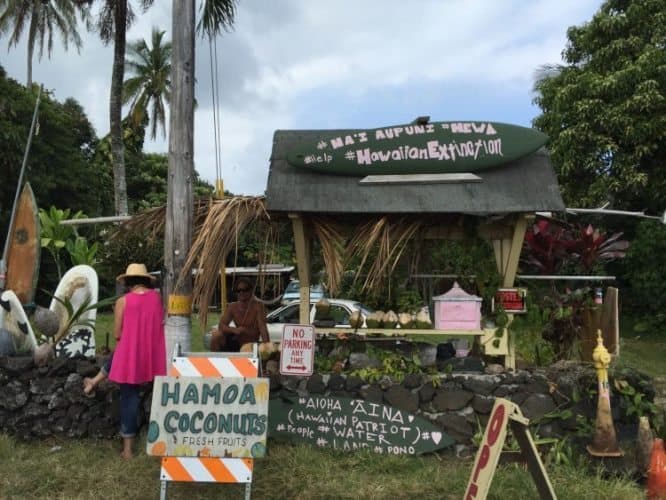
{"left": 280, "top": 324, "right": 315, "bottom": 376}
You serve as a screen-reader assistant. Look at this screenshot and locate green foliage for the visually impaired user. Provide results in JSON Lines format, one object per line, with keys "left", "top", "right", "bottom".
{"left": 533, "top": 0, "right": 666, "bottom": 213}
{"left": 0, "top": 75, "right": 109, "bottom": 233}
{"left": 66, "top": 237, "right": 100, "bottom": 267}
{"left": 613, "top": 377, "right": 663, "bottom": 433}
{"left": 97, "top": 231, "right": 163, "bottom": 298}
{"left": 39, "top": 206, "right": 85, "bottom": 279}
{"left": 395, "top": 287, "right": 424, "bottom": 314}
{"left": 47, "top": 292, "right": 117, "bottom": 344}
{"left": 512, "top": 298, "right": 556, "bottom": 366}
{"left": 348, "top": 345, "right": 424, "bottom": 383}
{"left": 623, "top": 220, "right": 666, "bottom": 328}
{"left": 428, "top": 238, "right": 500, "bottom": 315}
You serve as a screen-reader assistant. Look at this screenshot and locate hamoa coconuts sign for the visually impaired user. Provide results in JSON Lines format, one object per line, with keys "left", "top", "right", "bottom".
{"left": 147, "top": 376, "right": 269, "bottom": 458}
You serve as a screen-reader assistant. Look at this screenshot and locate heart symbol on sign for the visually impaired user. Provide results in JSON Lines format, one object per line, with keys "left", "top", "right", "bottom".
{"left": 408, "top": 415, "right": 414, "bottom": 423}
{"left": 431, "top": 432, "right": 442, "bottom": 445}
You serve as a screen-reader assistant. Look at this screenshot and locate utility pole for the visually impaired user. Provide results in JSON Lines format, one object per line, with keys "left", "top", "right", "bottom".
{"left": 164, "top": 0, "right": 195, "bottom": 364}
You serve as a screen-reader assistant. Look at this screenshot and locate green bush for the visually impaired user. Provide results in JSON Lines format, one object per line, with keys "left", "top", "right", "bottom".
{"left": 623, "top": 220, "right": 666, "bottom": 330}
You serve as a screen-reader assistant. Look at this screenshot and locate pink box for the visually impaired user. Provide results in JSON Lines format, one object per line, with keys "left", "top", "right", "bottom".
{"left": 432, "top": 282, "right": 482, "bottom": 330}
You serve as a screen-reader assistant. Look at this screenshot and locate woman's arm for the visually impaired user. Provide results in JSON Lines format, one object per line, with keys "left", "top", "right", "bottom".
{"left": 113, "top": 296, "right": 126, "bottom": 341}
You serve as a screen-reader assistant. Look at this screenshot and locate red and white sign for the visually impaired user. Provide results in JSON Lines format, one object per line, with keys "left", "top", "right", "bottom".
{"left": 464, "top": 398, "right": 512, "bottom": 499}
{"left": 280, "top": 324, "right": 315, "bottom": 376}
{"left": 492, "top": 288, "right": 527, "bottom": 314}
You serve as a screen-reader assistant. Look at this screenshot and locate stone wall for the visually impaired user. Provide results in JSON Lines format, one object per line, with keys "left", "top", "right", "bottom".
{"left": 267, "top": 360, "right": 655, "bottom": 452}
{"left": 0, "top": 354, "right": 656, "bottom": 452}
{"left": 0, "top": 356, "right": 151, "bottom": 440}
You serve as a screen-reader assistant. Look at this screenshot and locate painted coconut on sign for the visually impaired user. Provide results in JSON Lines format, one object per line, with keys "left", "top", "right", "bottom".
{"left": 286, "top": 121, "right": 548, "bottom": 176}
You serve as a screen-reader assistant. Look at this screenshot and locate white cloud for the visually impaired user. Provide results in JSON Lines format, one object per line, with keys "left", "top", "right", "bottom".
{"left": 1, "top": 0, "right": 603, "bottom": 196}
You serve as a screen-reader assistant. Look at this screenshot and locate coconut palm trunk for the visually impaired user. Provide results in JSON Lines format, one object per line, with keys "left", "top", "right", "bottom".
{"left": 26, "top": 18, "right": 36, "bottom": 87}
{"left": 110, "top": 0, "right": 128, "bottom": 216}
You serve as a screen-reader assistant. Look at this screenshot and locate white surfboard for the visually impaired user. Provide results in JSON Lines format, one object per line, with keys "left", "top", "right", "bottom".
{"left": 50, "top": 265, "right": 99, "bottom": 359}
{"left": 0, "top": 289, "right": 38, "bottom": 354}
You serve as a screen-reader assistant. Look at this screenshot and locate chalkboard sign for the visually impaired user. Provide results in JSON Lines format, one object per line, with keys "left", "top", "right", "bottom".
{"left": 269, "top": 395, "right": 454, "bottom": 455}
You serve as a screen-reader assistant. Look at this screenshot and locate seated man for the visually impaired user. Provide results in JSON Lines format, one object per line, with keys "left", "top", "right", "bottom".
{"left": 211, "top": 277, "right": 270, "bottom": 352}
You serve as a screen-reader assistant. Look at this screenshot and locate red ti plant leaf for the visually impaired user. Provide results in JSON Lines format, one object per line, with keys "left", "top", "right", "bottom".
{"left": 521, "top": 218, "right": 577, "bottom": 274}
{"left": 521, "top": 218, "right": 629, "bottom": 275}
{"left": 570, "top": 224, "right": 630, "bottom": 272}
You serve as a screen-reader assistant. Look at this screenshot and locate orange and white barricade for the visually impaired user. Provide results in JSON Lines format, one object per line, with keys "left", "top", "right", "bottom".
{"left": 157, "top": 345, "right": 261, "bottom": 500}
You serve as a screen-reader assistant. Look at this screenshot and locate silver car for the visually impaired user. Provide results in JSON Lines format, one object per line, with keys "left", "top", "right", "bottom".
{"left": 280, "top": 280, "right": 327, "bottom": 305}
{"left": 266, "top": 299, "right": 374, "bottom": 343}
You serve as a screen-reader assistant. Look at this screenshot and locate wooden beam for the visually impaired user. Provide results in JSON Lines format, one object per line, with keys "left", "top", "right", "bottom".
{"left": 503, "top": 215, "right": 528, "bottom": 287}
{"left": 290, "top": 213, "right": 311, "bottom": 325}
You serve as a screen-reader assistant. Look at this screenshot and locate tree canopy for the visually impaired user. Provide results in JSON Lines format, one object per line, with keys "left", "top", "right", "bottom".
{"left": 533, "top": 0, "right": 665, "bottom": 213}
{"left": 0, "top": 68, "right": 109, "bottom": 234}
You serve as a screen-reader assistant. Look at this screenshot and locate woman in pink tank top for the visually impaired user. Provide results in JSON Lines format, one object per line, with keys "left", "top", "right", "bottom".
{"left": 107, "top": 263, "right": 166, "bottom": 459}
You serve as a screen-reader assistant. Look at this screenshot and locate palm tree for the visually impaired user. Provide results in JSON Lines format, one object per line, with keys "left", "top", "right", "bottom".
{"left": 0, "top": 0, "right": 89, "bottom": 87}
{"left": 123, "top": 27, "right": 171, "bottom": 140}
{"left": 88, "top": 0, "right": 153, "bottom": 216}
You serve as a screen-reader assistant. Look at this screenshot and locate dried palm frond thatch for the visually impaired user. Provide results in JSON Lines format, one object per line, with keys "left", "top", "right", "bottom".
{"left": 309, "top": 216, "right": 346, "bottom": 295}
{"left": 176, "top": 196, "right": 270, "bottom": 327}
{"left": 345, "top": 217, "right": 422, "bottom": 294}
{"left": 112, "top": 199, "right": 214, "bottom": 243}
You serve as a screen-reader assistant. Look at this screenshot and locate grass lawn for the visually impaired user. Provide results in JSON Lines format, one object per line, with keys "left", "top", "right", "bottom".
{"left": 2, "top": 312, "right": 661, "bottom": 499}
{"left": 93, "top": 311, "right": 219, "bottom": 353}
{"left": 617, "top": 329, "right": 666, "bottom": 379}
{"left": 0, "top": 433, "right": 644, "bottom": 499}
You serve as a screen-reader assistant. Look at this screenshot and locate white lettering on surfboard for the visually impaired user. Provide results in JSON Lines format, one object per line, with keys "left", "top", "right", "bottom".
{"left": 349, "top": 138, "right": 503, "bottom": 166}
{"left": 319, "top": 122, "right": 499, "bottom": 151}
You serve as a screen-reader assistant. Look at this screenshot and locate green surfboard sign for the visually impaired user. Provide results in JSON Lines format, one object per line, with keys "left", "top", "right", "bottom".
{"left": 268, "top": 395, "right": 454, "bottom": 455}
{"left": 286, "top": 121, "right": 548, "bottom": 176}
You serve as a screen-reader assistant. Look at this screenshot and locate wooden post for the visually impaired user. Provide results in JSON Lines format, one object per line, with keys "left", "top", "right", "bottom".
{"left": 289, "top": 213, "right": 311, "bottom": 325}
{"left": 164, "top": 0, "right": 195, "bottom": 367}
{"left": 490, "top": 214, "right": 529, "bottom": 370}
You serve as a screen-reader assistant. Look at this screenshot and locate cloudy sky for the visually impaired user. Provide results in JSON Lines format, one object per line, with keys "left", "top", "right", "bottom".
{"left": 0, "top": 0, "right": 602, "bottom": 195}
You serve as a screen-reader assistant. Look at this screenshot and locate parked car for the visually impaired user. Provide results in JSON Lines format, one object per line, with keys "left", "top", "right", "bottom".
{"left": 280, "top": 280, "right": 327, "bottom": 305}
{"left": 266, "top": 298, "right": 374, "bottom": 343}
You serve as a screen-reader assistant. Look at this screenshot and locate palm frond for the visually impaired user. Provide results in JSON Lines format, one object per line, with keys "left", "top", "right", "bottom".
{"left": 175, "top": 196, "right": 270, "bottom": 328}
{"left": 309, "top": 216, "right": 346, "bottom": 295}
{"left": 346, "top": 217, "right": 421, "bottom": 293}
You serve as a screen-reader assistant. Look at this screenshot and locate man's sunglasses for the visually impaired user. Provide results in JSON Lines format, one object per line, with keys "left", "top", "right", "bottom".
{"left": 236, "top": 287, "right": 250, "bottom": 293}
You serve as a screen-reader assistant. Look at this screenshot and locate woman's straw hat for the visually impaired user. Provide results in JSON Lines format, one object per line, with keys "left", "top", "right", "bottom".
{"left": 116, "top": 263, "right": 156, "bottom": 283}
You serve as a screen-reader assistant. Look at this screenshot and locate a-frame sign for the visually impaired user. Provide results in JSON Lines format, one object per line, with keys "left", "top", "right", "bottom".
{"left": 465, "top": 398, "right": 557, "bottom": 500}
